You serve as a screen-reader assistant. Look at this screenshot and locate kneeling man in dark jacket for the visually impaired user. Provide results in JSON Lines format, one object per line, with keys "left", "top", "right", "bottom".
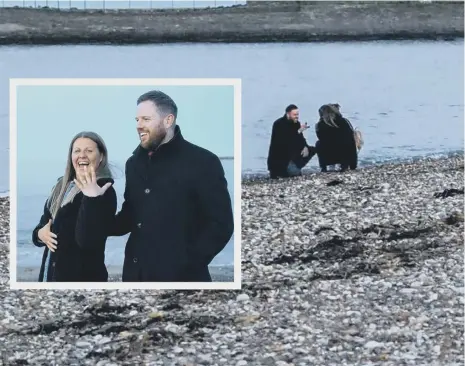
{"left": 267, "top": 104, "right": 315, "bottom": 179}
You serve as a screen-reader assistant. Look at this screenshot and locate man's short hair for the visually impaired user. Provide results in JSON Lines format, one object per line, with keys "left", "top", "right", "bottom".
{"left": 137, "top": 90, "right": 178, "bottom": 120}
{"left": 285, "top": 104, "right": 298, "bottom": 113}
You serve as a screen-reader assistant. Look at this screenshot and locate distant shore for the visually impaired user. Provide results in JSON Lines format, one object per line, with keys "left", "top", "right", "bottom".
{"left": 0, "top": 1, "right": 463, "bottom": 45}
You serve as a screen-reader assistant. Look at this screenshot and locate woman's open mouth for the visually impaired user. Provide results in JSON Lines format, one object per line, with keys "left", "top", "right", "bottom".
{"left": 77, "top": 161, "right": 90, "bottom": 170}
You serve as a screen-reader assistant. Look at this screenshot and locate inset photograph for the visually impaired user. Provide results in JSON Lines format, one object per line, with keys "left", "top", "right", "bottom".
{"left": 10, "top": 78, "right": 241, "bottom": 290}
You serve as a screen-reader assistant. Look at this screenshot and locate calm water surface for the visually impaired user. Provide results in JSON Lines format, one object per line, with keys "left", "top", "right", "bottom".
{"left": 0, "top": 41, "right": 463, "bottom": 268}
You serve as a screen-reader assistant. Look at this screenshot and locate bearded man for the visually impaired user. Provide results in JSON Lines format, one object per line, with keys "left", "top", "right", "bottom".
{"left": 80, "top": 90, "right": 234, "bottom": 282}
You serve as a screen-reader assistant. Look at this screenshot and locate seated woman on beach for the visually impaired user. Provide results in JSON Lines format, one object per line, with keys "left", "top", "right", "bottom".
{"left": 315, "top": 104, "right": 358, "bottom": 172}
{"left": 32, "top": 131, "right": 117, "bottom": 282}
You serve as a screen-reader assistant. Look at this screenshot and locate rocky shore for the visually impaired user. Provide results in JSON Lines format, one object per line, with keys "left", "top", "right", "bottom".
{"left": 1, "top": 155, "right": 464, "bottom": 365}
{"left": 0, "top": 1, "right": 463, "bottom": 45}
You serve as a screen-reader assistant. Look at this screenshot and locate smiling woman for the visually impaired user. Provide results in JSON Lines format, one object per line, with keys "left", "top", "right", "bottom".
{"left": 12, "top": 79, "right": 240, "bottom": 289}
{"left": 32, "top": 131, "right": 117, "bottom": 282}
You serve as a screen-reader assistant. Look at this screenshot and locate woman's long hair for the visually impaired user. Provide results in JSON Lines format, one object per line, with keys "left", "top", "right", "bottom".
{"left": 47, "top": 131, "right": 112, "bottom": 219}
{"left": 318, "top": 104, "right": 341, "bottom": 128}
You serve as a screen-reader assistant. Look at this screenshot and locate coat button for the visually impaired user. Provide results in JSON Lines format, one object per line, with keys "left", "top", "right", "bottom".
{"left": 137, "top": 223, "right": 142, "bottom": 228}
{"left": 144, "top": 188, "right": 150, "bottom": 194}
{"left": 133, "top": 257, "right": 138, "bottom": 263}
{"left": 52, "top": 262, "right": 55, "bottom": 267}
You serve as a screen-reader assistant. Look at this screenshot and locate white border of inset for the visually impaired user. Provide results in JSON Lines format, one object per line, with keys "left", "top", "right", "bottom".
{"left": 9, "top": 78, "right": 242, "bottom": 290}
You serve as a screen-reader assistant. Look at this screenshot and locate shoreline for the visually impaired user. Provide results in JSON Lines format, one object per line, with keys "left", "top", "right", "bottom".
{"left": 0, "top": 33, "right": 462, "bottom": 46}
{"left": 242, "top": 150, "right": 465, "bottom": 182}
{"left": 0, "top": 155, "right": 464, "bottom": 364}
{"left": 0, "top": 2, "right": 463, "bottom": 45}
{"left": 1, "top": 152, "right": 464, "bottom": 196}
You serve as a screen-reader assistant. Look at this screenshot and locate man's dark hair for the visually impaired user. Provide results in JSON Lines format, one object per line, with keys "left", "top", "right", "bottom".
{"left": 285, "top": 104, "right": 298, "bottom": 113}
{"left": 137, "top": 90, "right": 178, "bottom": 120}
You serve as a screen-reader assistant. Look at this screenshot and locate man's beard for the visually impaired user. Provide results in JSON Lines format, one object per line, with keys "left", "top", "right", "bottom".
{"left": 142, "top": 129, "right": 167, "bottom": 150}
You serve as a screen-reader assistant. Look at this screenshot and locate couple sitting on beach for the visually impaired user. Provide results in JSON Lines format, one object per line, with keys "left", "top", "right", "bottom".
{"left": 32, "top": 90, "right": 234, "bottom": 283}
{"left": 267, "top": 103, "right": 363, "bottom": 178}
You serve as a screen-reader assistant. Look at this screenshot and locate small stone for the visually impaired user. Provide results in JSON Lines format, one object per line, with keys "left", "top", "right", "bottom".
{"left": 400, "top": 288, "right": 416, "bottom": 295}
{"left": 165, "top": 324, "right": 181, "bottom": 334}
{"left": 364, "top": 341, "right": 384, "bottom": 349}
{"left": 198, "top": 354, "right": 213, "bottom": 363}
{"left": 342, "top": 327, "right": 360, "bottom": 336}
{"left": 387, "top": 326, "right": 401, "bottom": 335}
{"left": 75, "top": 341, "right": 92, "bottom": 348}
{"left": 412, "top": 315, "right": 429, "bottom": 325}
{"left": 235, "top": 314, "right": 260, "bottom": 325}
{"left": 236, "top": 294, "right": 250, "bottom": 302}
{"left": 97, "top": 337, "right": 112, "bottom": 345}
{"left": 276, "top": 362, "right": 292, "bottom": 366}
{"left": 148, "top": 311, "right": 164, "bottom": 319}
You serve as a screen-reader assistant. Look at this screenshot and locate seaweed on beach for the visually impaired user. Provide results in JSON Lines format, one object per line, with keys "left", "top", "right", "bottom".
{"left": 6, "top": 298, "right": 234, "bottom": 351}
{"left": 434, "top": 188, "right": 464, "bottom": 199}
{"left": 309, "top": 262, "right": 381, "bottom": 281}
{"left": 385, "top": 227, "right": 432, "bottom": 241}
{"left": 326, "top": 179, "right": 344, "bottom": 187}
{"left": 444, "top": 212, "right": 464, "bottom": 225}
{"left": 265, "top": 224, "right": 435, "bottom": 268}
{"left": 260, "top": 220, "right": 456, "bottom": 286}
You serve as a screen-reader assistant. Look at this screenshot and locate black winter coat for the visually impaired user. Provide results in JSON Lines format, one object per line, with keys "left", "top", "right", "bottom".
{"left": 315, "top": 115, "right": 358, "bottom": 168}
{"left": 110, "top": 125, "right": 234, "bottom": 282}
{"left": 267, "top": 115, "right": 310, "bottom": 177}
{"left": 32, "top": 178, "right": 117, "bottom": 282}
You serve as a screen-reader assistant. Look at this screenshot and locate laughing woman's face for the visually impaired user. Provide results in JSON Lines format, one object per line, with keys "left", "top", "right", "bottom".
{"left": 71, "top": 137, "right": 102, "bottom": 177}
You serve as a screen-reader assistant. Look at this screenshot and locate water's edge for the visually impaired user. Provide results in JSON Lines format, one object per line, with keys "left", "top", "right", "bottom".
{"left": 3, "top": 152, "right": 463, "bottom": 196}
{"left": 242, "top": 150, "right": 465, "bottom": 182}
{"left": 0, "top": 2, "right": 463, "bottom": 45}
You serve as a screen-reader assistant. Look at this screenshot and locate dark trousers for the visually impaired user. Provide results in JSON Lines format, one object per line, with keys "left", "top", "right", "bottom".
{"left": 270, "top": 148, "right": 315, "bottom": 179}
{"left": 315, "top": 140, "right": 357, "bottom": 171}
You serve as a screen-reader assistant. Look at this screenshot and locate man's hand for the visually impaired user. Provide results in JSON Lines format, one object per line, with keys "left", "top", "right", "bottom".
{"left": 301, "top": 146, "right": 309, "bottom": 158}
{"left": 298, "top": 122, "right": 309, "bottom": 134}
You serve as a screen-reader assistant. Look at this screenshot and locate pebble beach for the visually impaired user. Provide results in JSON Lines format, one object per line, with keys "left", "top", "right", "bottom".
{"left": 0, "top": 156, "right": 464, "bottom": 365}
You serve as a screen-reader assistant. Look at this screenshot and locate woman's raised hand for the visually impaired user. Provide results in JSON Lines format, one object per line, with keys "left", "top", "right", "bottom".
{"left": 74, "top": 165, "right": 112, "bottom": 197}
